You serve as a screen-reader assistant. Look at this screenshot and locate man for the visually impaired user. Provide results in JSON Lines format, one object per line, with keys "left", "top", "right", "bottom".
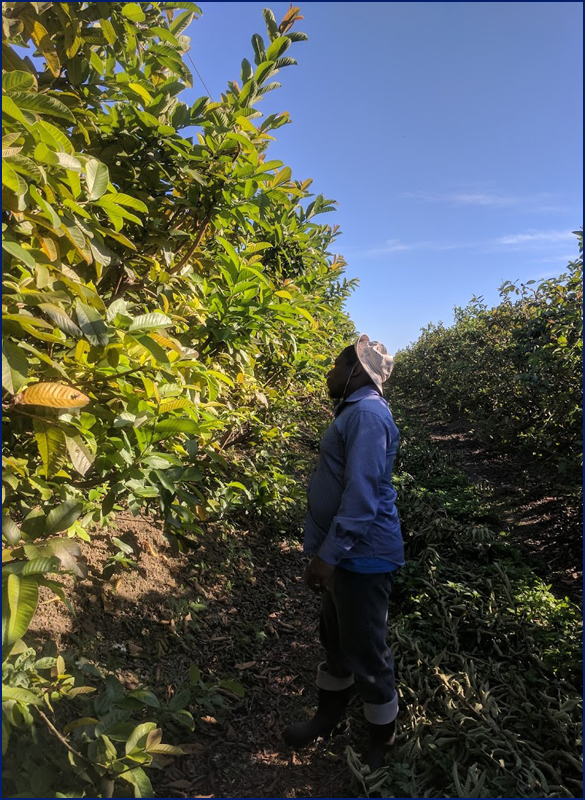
{"left": 283, "top": 334, "right": 404, "bottom": 771}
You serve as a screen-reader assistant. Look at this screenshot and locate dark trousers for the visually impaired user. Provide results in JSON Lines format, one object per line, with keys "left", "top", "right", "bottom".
{"left": 317, "top": 568, "right": 398, "bottom": 722}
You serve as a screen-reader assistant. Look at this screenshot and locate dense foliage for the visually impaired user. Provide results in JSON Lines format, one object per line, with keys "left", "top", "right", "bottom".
{"left": 350, "top": 408, "right": 582, "bottom": 799}
{"left": 2, "top": 2, "right": 355, "bottom": 796}
{"left": 393, "top": 236, "right": 583, "bottom": 480}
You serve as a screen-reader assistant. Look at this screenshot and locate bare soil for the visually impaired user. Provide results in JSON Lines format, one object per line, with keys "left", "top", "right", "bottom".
{"left": 30, "top": 511, "right": 362, "bottom": 798}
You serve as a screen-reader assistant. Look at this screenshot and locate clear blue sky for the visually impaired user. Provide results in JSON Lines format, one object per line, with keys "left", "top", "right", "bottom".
{"left": 184, "top": 2, "right": 582, "bottom": 351}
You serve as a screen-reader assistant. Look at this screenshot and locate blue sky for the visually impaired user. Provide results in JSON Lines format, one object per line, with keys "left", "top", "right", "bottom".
{"left": 187, "top": 2, "right": 582, "bottom": 351}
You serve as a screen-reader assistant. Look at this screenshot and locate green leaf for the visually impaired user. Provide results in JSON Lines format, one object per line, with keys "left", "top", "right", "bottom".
{"left": 85, "top": 159, "right": 109, "bottom": 200}
{"left": 75, "top": 301, "right": 109, "bottom": 346}
{"left": 36, "top": 119, "right": 75, "bottom": 154}
{"left": 3, "top": 574, "right": 39, "bottom": 647}
{"left": 125, "top": 722, "right": 158, "bottom": 755}
{"left": 103, "top": 192, "right": 148, "bottom": 213}
{"left": 263, "top": 8, "right": 279, "bottom": 40}
{"left": 2, "top": 513, "right": 21, "bottom": 546}
{"left": 2, "top": 339, "right": 28, "bottom": 394}
{"left": 1, "top": 685, "right": 43, "bottom": 706}
{"left": 147, "top": 743, "right": 185, "bottom": 755}
{"left": 133, "top": 336, "right": 169, "bottom": 364}
{"left": 128, "top": 689, "right": 160, "bottom": 707}
{"left": 254, "top": 60, "right": 277, "bottom": 85}
{"left": 163, "top": 2, "right": 202, "bottom": 11}
{"left": 266, "top": 36, "right": 291, "bottom": 61}
{"left": 285, "top": 30, "right": 308, "bottom": 43}
{"left": 216, "top": 236, "right": 241, "bottom": 268}
{"left": 33, "top": 417, "right": 66, "bottom": 477}
{"left": 1, "top": 94, "right": 30, "bottom": 125}
{"left": 66, "top": 436, "right": 95, "bottom": 476}
{"left": 128, "top": 82, "right": 153, "bottom": 105}
{"left": 168, "top": 687, "right": 191, "bottom": 711}
{"left": 169, "top": 10, "right": 195, "bottom": 35}
{"left": 189, "top": 661, "right": 201, "bottom": 685}
{"left": 128, "top": 313, "right": 173, "bottom": 332}
{"left": 270, "top": 166, "right": 292, "bottom": 188}
{"left": 2, "top": 240, "right": 35, "bottom": 268}
{"left": 6, "top": 154, "right": 44, "bottom": 182}
{"left": 112, "top": 537, "right": 134, "bottom": 555}
{"left": 119, "top": 767, "right": 153, "bottom": 798}
{"left": 89, "top": 50, "right": 104, "bottom": 73}
{"left": 21, "top": 557, "right": 60, "bottom": 576}
{"left": 34, "top": 143, "right": 81, "bottom": 171}
{"left": 29, "top": 186, "right": 61, "bottom": 228}
{"left": 95, "top": 198, "right": 142, "bottom": 226}
{"left": 240, "top": 57, "right": 253, "bottom": 83}
{"left": 2, "top": 161, "right": 27, "bottom": 195}
{"left": 2, "top": 70, "right": 36, "bottom": 93}
{"left": 99, "top": 18, "right": 117, "bottom": 44}
{"left": 122, "top": 3, "right": 146, "bottom": 22}
{"left": 46, "top": 499, "right": 84, "bottom": 535}
{"left": 18, "top": 340, "right": 72, "bottom": 381}
{"left": 21, "top": 508, "right": 46, "bottom": 539}
{"left": 39, "top": 303, "right": 83, "bottom": 338}
{"left": 273, "top": 56, "right": 298, "bottom": 69}
{"left": 9, "top": 91, "right": 75, "bottom": 123}
{"left": 154, "top": 419, "right": 200, "bottom": 435}
{"left": 218, "top": 679, "right": 245, "bottom": 698}
{"left": 251, "top": 34, "right": 266, "bottom": 66}
{"left": 45, "top": 539, "right": 84, "bottom": 577}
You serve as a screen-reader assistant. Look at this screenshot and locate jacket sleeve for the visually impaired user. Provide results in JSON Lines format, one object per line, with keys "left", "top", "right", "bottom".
{"left": 317, "top": 410, "right": 389, "bottom": 566}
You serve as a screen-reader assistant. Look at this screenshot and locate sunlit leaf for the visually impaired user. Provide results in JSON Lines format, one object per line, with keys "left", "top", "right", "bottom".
{"left": 85, "top": 159, "right": 109, "bottom": 200}
{"left": 45, "top": 500, "right": 84, "bottom": 535}
{"left": 2, "top": 339, "right": 28, "bottom": 394}
{"left": 33, "top": 420, "right": 67, "bottom": 478}
{"left": 18, "top": 382, "right": 90, "bottom": 408}
{"left": 121, "top": 3, "right": 146, "bottom": 22}
{"left": 3, "top": 574, "right": 39, "bottom": 646}
{"left": 75, "top": 301, "right": 109, "bottom": 346}
{"left": 128, "top": 313, "right": 173, "bottom": 332}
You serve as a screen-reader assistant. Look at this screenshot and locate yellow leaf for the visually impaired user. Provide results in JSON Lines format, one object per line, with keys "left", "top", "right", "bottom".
{"left": 17, "top": 382, "right": 90, "bottom": 408}
{"left": 128, "top": 83, "right": 153, "bottom": 105}
{"left": 39, "top": 236, "right": 59, "bottom": 262}
{"left": 150, "top": 333, "right": 182, "bottom": 353}
{"left": 158, "top": 398, "right": 192, "bottom": 413}
{"left": 237, "top": 372, "right": 245, "bottom": 384}
{"left": 31, "top": 21, "right": 61, "bottom": 77}
{"left": 75, "top": 339, "right": 90, "bottom": 364}
{"left": 195, "top": 505, "right": 208, "bottom": 521}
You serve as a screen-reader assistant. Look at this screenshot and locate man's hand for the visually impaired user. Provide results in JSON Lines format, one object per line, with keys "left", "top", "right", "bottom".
{"left": 304, "top": 556, "right": 335, "bottom": 593}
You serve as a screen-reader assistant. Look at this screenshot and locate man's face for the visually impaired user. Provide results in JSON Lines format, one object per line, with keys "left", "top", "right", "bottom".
{"left": 326, "top": 351, "right": 356, "bottom": 399}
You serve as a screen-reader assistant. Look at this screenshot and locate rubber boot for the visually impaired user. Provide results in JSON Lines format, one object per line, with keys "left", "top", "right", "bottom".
{"left": 366, "top": 719, "right": 396, "bottom": 771}
{"left": 282, "top": 686, "right": 352, "bottom": 747}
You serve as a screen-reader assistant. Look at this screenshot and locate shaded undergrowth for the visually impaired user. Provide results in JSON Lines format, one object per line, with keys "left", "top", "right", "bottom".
{"left": 348, "top": 406, "right": 582, "bottom": 798}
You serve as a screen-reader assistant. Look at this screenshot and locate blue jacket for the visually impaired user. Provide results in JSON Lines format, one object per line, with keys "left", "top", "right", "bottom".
{"left": 304, "top": 386, "right": 405, "bottom": 567}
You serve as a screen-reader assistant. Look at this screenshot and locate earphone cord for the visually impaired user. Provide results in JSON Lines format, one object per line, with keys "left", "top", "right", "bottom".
{"left": 340, "top": 362, "right": 358, "bottom": 403}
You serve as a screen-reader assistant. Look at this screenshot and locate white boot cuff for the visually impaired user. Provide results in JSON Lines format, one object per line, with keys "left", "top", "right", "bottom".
{"left": 316, "top": 662, "right": 355, "bottom": 691}
{"left": 364, "top": 693, "right": 399, "bottom": 724}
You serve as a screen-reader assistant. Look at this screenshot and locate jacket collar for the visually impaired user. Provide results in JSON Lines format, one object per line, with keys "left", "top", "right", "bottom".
{"left": 334, "top": 385, "right": 382, "bottom": 416}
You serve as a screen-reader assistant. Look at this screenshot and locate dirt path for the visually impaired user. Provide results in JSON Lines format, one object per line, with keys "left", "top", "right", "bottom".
{"left": 416, "top": 408, "right": 582, "bottom": 604}
{"left": 31, "top": 509, "right": 362, "bottom": 798}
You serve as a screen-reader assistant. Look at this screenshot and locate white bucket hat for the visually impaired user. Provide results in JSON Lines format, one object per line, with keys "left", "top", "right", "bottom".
{"left": 355, "top": 334, "right": 394, "bottom": 393}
